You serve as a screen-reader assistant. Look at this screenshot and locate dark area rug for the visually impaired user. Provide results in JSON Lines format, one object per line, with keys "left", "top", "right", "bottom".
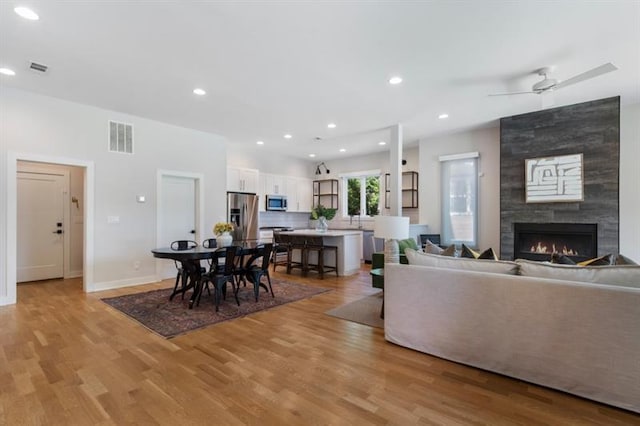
{"left": 102, "top": 278, "right": 330, "bottom": 338}
{"left": 325, "top": 292, "right": 384, "bottom": 329}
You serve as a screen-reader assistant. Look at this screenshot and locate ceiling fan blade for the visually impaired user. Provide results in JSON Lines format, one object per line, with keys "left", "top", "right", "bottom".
{"left": 554, "top": 62, "right": 618, "bottom": 90}
{"left": 488, "top": 91, "right": 538, "bottom": 97}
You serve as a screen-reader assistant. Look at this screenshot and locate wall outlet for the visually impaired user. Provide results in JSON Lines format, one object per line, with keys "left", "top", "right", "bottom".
{"left": 133, "top": 261, "right": 140, "bottom": 270}
{"left": 107, "top": 215, "right": 120, "bottom": 224}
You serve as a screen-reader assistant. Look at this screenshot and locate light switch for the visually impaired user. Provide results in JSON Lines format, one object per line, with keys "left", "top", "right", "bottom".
{"left": 107, "top": 216, "right": 120, "bottom": 224}
{"left": 136, "top": 195, "right": 146, "bottom": 203}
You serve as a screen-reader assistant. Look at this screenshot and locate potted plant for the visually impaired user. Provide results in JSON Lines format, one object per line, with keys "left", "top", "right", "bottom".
{"left": 213, "top": 222, "right": 234, "bottom": 247}
{"left": 310, "top": 204, "right": 337, "bottom": 232}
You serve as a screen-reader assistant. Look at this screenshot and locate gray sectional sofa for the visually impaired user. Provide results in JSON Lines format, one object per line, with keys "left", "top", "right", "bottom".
{"left": 384, "top": 252, "right": 640, "bottom": 413}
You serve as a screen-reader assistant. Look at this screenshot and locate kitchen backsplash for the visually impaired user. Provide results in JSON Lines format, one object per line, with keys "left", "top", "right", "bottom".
{"left": 259, "top": 211, "right": 311, "bottom": 229}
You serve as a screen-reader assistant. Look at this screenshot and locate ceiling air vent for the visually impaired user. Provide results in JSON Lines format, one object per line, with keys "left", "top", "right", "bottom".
{"left": 29, "top": 62, "right": 48, "bottom": 73}
{"left": 108, "top": 121, "right": 134, "bottom": 154}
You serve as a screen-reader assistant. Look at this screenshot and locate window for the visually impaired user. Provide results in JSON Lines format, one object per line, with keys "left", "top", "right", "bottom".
{"left": 440, "top": 153, "right": 478, "bottom": 246}
{"left": 341, "top": 171, "right": 380, "bottom": 217}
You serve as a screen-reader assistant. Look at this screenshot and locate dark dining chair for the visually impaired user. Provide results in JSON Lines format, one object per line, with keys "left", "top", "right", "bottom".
{"left": 199, "top": 245, "right": 239, "bottom": 311}
{"left": 202, "top": 238, "right": 217, "bottom": 272}
{"left": 244, "top": 243, "right": 275, "bottom": 302}
{"left": 170, "top": 240, "right": 199, "bottom": 299}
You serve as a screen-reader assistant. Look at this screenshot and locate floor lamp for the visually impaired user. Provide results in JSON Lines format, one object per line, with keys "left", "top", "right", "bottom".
{"left": 374, "top": 216, "right": 410, "bottom": 264}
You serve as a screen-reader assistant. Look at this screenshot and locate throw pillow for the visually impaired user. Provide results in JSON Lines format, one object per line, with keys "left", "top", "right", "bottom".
{"left": 461, "top": 244, "right": 498, "bottom": 260}
{"left": 460, "top": 244, "right": 480, "bottom": 259}
{"left": 423, "top": 240, "right": 456, "bottom": 257}
{"left": 398, "top": 238, "right": 419, "bottom": 255}
{"left": 550, "top": 253, "right": 576, "bottom": 265}
{"left": 613, "top": 254, "right": 638, "bottom": 265}
{"left": 578, "top": 254, "right": 612, "bottom": 266}
{"left": 405, "top": 249, "right": 519, "bottom": 275}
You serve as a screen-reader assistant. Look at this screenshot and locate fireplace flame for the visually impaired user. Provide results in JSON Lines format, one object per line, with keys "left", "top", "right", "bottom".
{"left": 528, "top": 242, "right": 578, "bottom": 256}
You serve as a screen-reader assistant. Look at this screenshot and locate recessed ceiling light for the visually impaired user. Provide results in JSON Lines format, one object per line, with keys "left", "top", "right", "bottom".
{"left": 284, "top": 134, "right": 292, "bottom": 139}
{"left": 389, "top": 76, "right": 403, "bottom": 85}
{"left": 14, "top": 6, "right": 39, "bottom": 20}
{"left": 379, "top": 141, "right": 387, "bottom": 145}
{"left": 438, "top": 113, "right": 449, "bottom": 119}
{"left": 309, "top": 153, "right": 316, "bottom": 158}
{"left": 327, "top": 123, "right": 337, "bottom": 129}
{"left": 193, "top": 88, "right": 206, "bottom": 96}
{"left": 256, "top": 140, "right": 264, "bottom": 145}
{"left": 0, "top": 68, "right": 16, "bottom": 76}
{"left": 339, "top": 148, "right": 346, "bottom": 152}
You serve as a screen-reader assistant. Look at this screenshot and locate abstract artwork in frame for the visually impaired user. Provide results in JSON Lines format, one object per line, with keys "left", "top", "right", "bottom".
{"left": 525, "top": 153, "right": 584, "bottom": 203}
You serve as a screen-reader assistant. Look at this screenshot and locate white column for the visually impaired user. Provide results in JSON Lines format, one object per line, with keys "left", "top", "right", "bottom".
{"left": 389, "top": 124, "right": 403, "bottom": 216}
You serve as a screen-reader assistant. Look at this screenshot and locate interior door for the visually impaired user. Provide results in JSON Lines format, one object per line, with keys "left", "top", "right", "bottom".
{"left": 17, "top": 172, "right": 65, "bottom": 282}
{"left": 159, "top": 175, "right": 196, "bottom": 279}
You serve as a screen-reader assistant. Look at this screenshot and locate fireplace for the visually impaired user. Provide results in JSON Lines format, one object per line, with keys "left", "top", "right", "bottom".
{"left": 513, "top": 223, "right": 597, "bottom": 262}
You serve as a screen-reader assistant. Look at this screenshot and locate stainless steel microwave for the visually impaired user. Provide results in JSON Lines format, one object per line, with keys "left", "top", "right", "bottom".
{"left": 266, "top": 195, "right": 287, "bottom": 211}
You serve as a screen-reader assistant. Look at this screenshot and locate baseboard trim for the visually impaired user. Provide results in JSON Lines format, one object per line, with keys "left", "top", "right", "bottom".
{"left": 89, "top": 275, "right": 159, "bottom": 293}
{"left": 0, "top": 295, "right": 16, "bottom": 306}
{"left": 65, "top": 270, "right": 83, "bottom": 279}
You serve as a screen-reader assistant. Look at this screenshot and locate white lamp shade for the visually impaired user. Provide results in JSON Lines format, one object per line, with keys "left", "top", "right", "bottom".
{"left": 373, "top": 216, "right": 409, "bottom": 240}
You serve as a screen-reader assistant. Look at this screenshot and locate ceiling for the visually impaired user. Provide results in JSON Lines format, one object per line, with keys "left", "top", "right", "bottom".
{"left": 1, "top": 2, "right": 639, "bottom": 161}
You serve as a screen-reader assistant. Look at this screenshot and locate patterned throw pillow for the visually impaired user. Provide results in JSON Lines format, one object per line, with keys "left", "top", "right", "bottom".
{"left": 461, "top": 244, "right": 498, "bottom": 260}
{"left": 578, "top": 254, "right": 613, "bottom": 266}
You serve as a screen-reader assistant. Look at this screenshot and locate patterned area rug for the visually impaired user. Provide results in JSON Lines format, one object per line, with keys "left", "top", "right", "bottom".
{"left": 102, "top": 278, "right": 330, "bottom": 338}
{"left": 325, "top": 292, "right": 384, "bottom": 329}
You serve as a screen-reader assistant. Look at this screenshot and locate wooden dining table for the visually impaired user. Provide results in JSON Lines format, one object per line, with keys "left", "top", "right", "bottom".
{"left": 151, "top": 241, "right": 262, "bottom": 309}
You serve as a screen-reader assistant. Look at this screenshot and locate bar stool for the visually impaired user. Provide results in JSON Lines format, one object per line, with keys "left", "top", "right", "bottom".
{"left": 304, "top": 235, "right": 338, "bottom": 279}
{"left": 286, "top": 235, "right": 307, "bottom": 275}
{"left": 272, "top": 232, "right": 289, "bottom": 272}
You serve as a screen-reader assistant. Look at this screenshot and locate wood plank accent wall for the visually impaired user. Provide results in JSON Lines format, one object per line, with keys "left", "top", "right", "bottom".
{"left": 500, "top": 96, "right": 620, "bottom": 260}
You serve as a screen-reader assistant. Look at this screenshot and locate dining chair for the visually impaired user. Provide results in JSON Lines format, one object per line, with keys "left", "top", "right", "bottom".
{"left": 244, "top": 243, "right": 274, "bottom": 302}
{"left": 199, "top": 245, "right": 239, "bottom": 311}
{"left": 202, "top": 238, "right": 217, "bottom": 272}
{"left": 170, "top": 240, "right": 199, "bottom": 299}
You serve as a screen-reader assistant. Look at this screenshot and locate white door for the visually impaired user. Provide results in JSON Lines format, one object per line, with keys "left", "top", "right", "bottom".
{"left": 159, "top": 175, "right": 196, "bottom": 279}
{"left": 17, "top": 172, "right": 65, "bottom": 282}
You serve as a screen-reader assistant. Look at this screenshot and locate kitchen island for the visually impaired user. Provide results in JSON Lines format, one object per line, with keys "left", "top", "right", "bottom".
{"left": 279, "top": 229, "right": 363, "bottom": 276}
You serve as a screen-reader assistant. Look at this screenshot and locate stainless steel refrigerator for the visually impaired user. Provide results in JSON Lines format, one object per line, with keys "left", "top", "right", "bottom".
{"left": 227, "top": 192, "right": 259, "bottom": 242}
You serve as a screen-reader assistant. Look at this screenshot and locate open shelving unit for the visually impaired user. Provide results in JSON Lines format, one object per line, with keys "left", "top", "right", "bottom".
{"left": 385, "top": 171, "right": 418, "bottom": 209}
{"left": 313, "top": 179, "right": 339, "bottom": 209}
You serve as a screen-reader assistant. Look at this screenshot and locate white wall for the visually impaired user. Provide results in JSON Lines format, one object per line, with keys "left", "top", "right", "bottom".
{"left": 620, "top": 102, "right": 640, "bottom": 262}
{"left": 418, "top": 127, "right": 501, "bottom": 250}
{"left": 1, "top": 88, "right": 228, "bottom": 304}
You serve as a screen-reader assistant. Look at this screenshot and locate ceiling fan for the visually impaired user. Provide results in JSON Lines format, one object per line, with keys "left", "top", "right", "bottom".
{"left": 489, "top": 62, "right": 618, "bottom": 96}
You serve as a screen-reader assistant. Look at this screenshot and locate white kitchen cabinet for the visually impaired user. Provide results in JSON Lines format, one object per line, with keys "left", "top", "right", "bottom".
{"left": 263, "top": 173, "right": 285, "bottom": 195}
{"left": 227, "top": 167, "right": 259, "bottom": 193}
{"left": 286, "top": 177, "right": 312, "bottom": 212}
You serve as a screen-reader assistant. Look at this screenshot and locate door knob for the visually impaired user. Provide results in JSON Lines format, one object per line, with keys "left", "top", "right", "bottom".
{"left": 52, "top": 230, "right": 64, "bottom": 234}
{"left": 190, "top": 230, "right": 196, "bottom": 234}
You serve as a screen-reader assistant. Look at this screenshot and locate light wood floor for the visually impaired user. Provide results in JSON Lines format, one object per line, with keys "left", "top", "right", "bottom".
{"left": 1, "top": 267, "right": 639, "bottom": 425}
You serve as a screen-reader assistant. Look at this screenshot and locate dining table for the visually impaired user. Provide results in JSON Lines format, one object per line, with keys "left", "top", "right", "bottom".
{"left": 151, "top": 241, "right": 263, "bottom": 309}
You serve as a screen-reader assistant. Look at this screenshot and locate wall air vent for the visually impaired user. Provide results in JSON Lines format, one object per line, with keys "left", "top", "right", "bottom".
{"left": 108, "top": 121, "right": 134, "bottom": 154}
{"left": 29, "top": 62, "right": 48, "bottom": 73}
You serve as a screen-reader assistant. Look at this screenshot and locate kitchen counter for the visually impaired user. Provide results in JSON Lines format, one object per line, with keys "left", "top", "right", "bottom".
{"left": 279, "top": 229, "right": 363, "bottom": 276}
{"left": 280, "top": 229, "right": 362, "bottom": 237}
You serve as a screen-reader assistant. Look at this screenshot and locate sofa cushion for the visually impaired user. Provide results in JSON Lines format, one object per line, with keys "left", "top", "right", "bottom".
{"left": 424, "top": 240, "right": 456, "bottom": 256}
{"left": 405, "top": 249, "right": 519, "bottom": 275}
{"left": 516, "top": 259, "right": 640, "bottom": 288}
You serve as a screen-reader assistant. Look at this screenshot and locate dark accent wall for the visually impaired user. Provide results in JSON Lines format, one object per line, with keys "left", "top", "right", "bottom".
{"left": 500, "top": 97, "right": 620, "bottom": 260}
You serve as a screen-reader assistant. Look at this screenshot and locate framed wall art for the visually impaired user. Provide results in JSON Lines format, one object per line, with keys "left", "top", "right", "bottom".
{"left": 525, "top": 153, "right": 583, "bottom": 203}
